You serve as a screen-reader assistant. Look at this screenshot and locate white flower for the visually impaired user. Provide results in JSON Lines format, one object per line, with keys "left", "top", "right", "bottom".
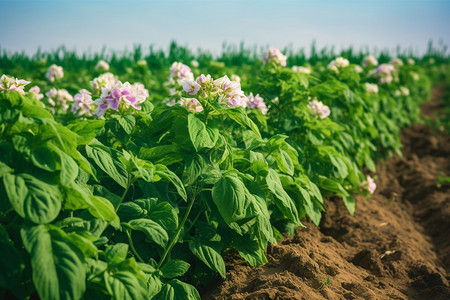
{"left": 231, "top": 74, "right": 241, "bottom": 82}
{"left": 0, "top": 74, "right": 30, "bottom": 95}
{"left": 354, "top": 65, "right": 363, "bottom": 73}
{"left": 137, "top": 59, "right": 148, "bottom": 67}
{"left": 362, "top": 175, "right": 376, "bottom": 194}
{"left": 46, "top": 64, "right": 64, "bottom": 82}
{"left": 182, "top": 80, "right": 201, "bottom": 95}
{"left": 307, "top": 99, "right": 330, "bottom": 119}
{"left": 196, "top": 74, "right": 212, "bottom": 85}
{"left": 190, "top": 60, "right": 199, "bottom": 68}
{"left": 180, "top": 97, "right": 203, "bottom": 113}
{"left": 407, "top": 58, "right": 415, "bottom": 65}
{"left": 90, "top": 72, "right": 118, "bottom": 94}
{"left": 365, "top": 83, "right": 379, "bottom": 94}
{"left": 400, "top": 87, "right": 410, "bottom": 96}
{"left": 45, "top": 88, "right": 73, "bottom": 112}
{"left": 95, "top": 60, "right": 110, "bottom": 71}
{"left": 362, "top": 55, "right": 378, "bottom": 67}
{"left": 411, "top": 73, "right": 419, "bottom": 81}
{"left": 390, "top": 58, "right": 403, "bottom": 67}
{"left": 328, "top": 57, "right": 350, "bottom": 70}
{"left": 292, "top": 66, "right": 311, "bottom": 74}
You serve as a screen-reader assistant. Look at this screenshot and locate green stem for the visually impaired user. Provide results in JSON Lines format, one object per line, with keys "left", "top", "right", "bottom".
{"left": 126, "top": 229, "right": 144, "bottom": 263}
{"left": 157, "top": 195, "right": 196, "bottom": 269}
{"left": 116, "top": 175, "right": 135, "bottom": 211}
{"left": 185, "top": 204, "right": 204, "bottom": 234}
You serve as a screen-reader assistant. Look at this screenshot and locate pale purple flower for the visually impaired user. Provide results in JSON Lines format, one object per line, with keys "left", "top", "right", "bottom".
{"left": 372, "top": 64, "right": 396, "bottom": 84}
{"left": 307, "top": 98, "right": 330, "bottom": 119}
{"left": 182, "top": 80, "right": 201, "bottom": 95}
{"left": 95, "top": 60, "right": 110, "bottom": 71}
{"left": 72, "top": 89, "right": 94, "bottom": 116}
{"left": 196, "top": 74, "right": 212, "bottom": 85}
{"left": 46, "top": 64, "right": 64, "bottom": 82}
{"left": 0, "top": 74, "right": 30, "bottom": 95}
{"left": 246, "top": 92, "right": 268, "bottom": 114}
{"left": 365, "top": 175, "right": 376, "bottom": 194}
{"left": 28, "top": 85, "right": 44, "bottom": 101}
{"left": 263, "top": 47, "right": 287, "bottom": 67}
{"left": 169, "top": 62, "right": 194, "bottom": 84}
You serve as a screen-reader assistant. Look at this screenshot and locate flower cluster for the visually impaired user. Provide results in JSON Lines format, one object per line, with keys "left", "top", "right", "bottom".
{"left": 263, "top": 47, "right": 287, "bottom": 67}
{"left": 307, "top": 98, "right": 330, "bottom": 119}
{"left": 180, "top": 97, "right": 203, "bottom": 113}
{"left": 28, "top": 86, "right": 44, "bottom": 101}
{"left": 371, "top": 64, "right": 396, "bottom": 84}
{"left": 90, "top": 72, "right": 118, "bottom": 94}
{"left": 365, "top": 83, "right": 379, "bottom": 94}
{"left": 45, "top": 88, "right": 73, "bottom": 113}
{"left": 93, "top": 81, "right": 149, "bottom": 117}
{"left": 327, "top": 57, "right": 350, "bottom": 72}
{"left": 362, "top": 55, "right": 378, "bottom": 67}
{"left": 95, "top": 60, "right": 110, "bottom": 71}
{"left": 292, "top": 66, "right": 312, "bottom": 74}
{"left": 46, "top": 64, "right": 64, "bottom": 82}
{"left": 169, "top": 62, "right": 194, "bottom": 84}
{"left": 72, "top": 89, "right": 94, "bottom": 116}
{"left": 246, "top": 92, "right": 268, "bottom": 114}
{"left": 0, "top": 74, "right": 30, "bottom": 95}
{"left": 390, "top": 58, "right": 403, "bottom": 67}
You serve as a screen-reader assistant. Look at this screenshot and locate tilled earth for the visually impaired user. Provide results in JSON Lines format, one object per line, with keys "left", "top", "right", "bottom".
{"left": 203, "top": 87, "right": 450, "bottom": 300}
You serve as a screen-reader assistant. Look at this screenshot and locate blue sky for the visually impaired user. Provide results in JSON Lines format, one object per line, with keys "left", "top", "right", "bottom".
{"left": 0, "top": 0, "right": 449, "bottom": 55}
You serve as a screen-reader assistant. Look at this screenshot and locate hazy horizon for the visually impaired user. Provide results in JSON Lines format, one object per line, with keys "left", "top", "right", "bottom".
{"left": 1, "top": 0, "right": 449, "bottom": 56}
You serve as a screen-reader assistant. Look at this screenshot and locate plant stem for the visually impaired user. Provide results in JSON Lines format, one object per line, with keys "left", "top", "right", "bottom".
{"left": 126, "top": 229, "right": 144, "bottom": 263}
{"left": 156, "top": 195, "right": 196, "bottom": 269}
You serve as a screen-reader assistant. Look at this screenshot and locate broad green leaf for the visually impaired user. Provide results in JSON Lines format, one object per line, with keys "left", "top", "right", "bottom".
{"left": 117, "top": 202, "right": 147, "bottom": 221}
{"left": 212, "top": 174, "right": 250, "bottom": 232}
{"left": 224, "top": 107, "right": 261, "bottom": 138}
{"left": 31, "top": 145, "right": 60, "bottom": 172}
{"left": 114, "top": 114, "right": 136, "bottom": 135}
{"left": 233, "top": 236, "right": 268, "bottom": 267}
{"left": 0, "top": 162, "right": 13, "bottom": 178}
{"left": 89, "top": 195, "right": 120, "bottom": 223}
{"left": 266, "top": 169, "right": 301, "bottom": 225}
{"left": 21, "top": 223, "right": 86, "bottom": 300}
{"left": 58, "top": 148, "right": 79, "bottom": 185}
{"left": 105, "top": 271, "right": 148, "bottom": 300}
{"left": 4, "top": 173, "right": 61, "bottom": 224}
{"left": 187, "top": 114, "right": 219, "bottom": 151}
{"left": 66, "top": 119, "right": 105, "bottom": 145}
{"left": 105, "top": 243, "right": 129, "bottom": 264}
{"left": 139, "top": 145, "right": 183, "bottom": 165}
{"left": 154, "top": 164, "right": 187, "bottom": 201}
{"left": 272, "top": 148, "right": 294, "bottom": 176}
{"left": 86, "top": 144, "right": 128, "bottom": 188}
{"left": 189, "top": 241, "right": 226, "bottom": 278}
{"left": 154, "top": 279, "right": 200, "bottom": 300}
{"left": 149, "top": 202, "right": 179, "bottom": 233}
{"left": 160, "top": 259, "right": 190, "bottom": 278}
{"left": 127, "top": 219, "right": 168, "bottom": 248}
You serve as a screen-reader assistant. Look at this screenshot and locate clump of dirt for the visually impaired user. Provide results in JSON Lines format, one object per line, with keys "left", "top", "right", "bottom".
{"left": 203, "top": 87, "right": 450, "bottom": 300}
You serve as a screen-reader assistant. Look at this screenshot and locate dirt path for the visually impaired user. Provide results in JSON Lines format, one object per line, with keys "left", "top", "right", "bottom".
{"left": 203, "top": 86, "right": 450, "bottom": 300}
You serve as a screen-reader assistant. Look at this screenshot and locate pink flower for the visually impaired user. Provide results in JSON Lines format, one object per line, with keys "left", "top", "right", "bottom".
{"left": 246, "top": 92, "right": 268, "bottom": 114}
{"left": 46, "top": 64, "right": 64, "bottom": 82}
{"left": 0, "top": 74, "right": 30, "bottom": 95}
{"left": 263, "top": 47, "right": 287, "bottom": 67}
{"left": 72, "top": 89, "right": 94, "bottom": 116}
{"left": 181, "top": 97, "right": 203, "bottom": 113}
{"left": 307, "top": 99, "right": 330, "bottom": 119}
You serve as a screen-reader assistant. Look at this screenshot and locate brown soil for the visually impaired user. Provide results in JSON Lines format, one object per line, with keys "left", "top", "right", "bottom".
{"left": 203, "top": 86, "right": 450, "bottom": 300}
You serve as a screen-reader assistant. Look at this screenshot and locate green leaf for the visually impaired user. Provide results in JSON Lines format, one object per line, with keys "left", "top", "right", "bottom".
{"left": 105, "top": 271, "right": 148, "bottom": 300}
{"left": 154, "top": 279, "right": 200, "bottom": 300}
{"left": 233, "top": 236, "right": 268, "bottom": 267}
{"left": 21, "top": 223, "right": 86, "bottom": 300}
{"left": 114, "top": 115, "right": 136, "bottom": 135}
{"left": 126, "top": 219, "right": 168, "bottom": 248}
{"left": 272, "top": 148, "right": 294, "bottom": 176}
{"left": 189, "top": 241, "right": 226, "bottom": 278}
{"left": 86, "top": 143, "right": 128, "bottom": 188}
{"left": 224, "top": 107, "right": 261, "bottom": 138}
{"left": 342, "top": 195, "right": 356, "bottom": 215}
{"left": 149, "top": 202, "right": 179, "bottom": 233}
{"left": 89, "top": 195, "right": 120, "bottom": 223}
{"left": 154, "top": 164, "right": 187, "bottom": 201}
{"left": 139, "top": 145, "right": 183, "bottom": 166}
{"left": 266, "top": 169, "right": 301, "bottom": 225}
{"left": 58, "top": 148, "right": 79, "bottom": 186}
{"left": 67, "top": 119, "right": 105, "bottom": 145}
{"left": 160, "top": 259, "right": 190, "bottom": 278}
{"left": 187, "top": 114, "right": 219, "bottom": 151}
{"left": 105, "top": 243, "right": 129, "bottom": 264}
{"left": 0, "top": 162, "right": 13, "bottom": 178}
{"left": 4, "top": 173, "right": 61, "bottom": 224}
{"left": 212, "top": 174, "right": 250, "bottom": 232}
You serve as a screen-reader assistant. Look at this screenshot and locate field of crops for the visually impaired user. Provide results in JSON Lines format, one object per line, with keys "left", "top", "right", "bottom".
{"left": 1, "top": 43, "right": 449, "bottom": 299}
